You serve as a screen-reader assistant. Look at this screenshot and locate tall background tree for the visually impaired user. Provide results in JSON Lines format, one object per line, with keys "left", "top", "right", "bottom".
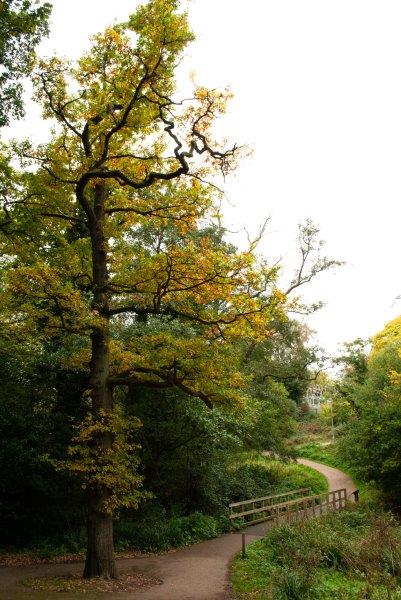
{"left": 0, "top": 0, "right": 51, "bottom": 127}
{"left": 336, "top": 318, "right": 401, "bottom": 504}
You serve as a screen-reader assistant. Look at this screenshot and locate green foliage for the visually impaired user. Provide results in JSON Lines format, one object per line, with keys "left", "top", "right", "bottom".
{"left": 114, "top": 511, "right": 221, "bottom": 552}
{"left": 336, "top": 323, "right": 401, "bottom": 503}
{"left": 295, "top": 443, "right": 342, "bottom": 467}
{"left": 334, "top": 338, "right": 368, "bottom": 382}
{"left": 0, "top": 334, "right": 323, "bottom": 551}
{"left": 0, "top": 350, "right": 87, "bottom": 546}
{"left": 53, "top": 406, "right": 146, "bottom": 514}
{"left": 243, "top": 319, "right": 322, "bottom": 407}
{"left": 231, "top": 504, "right": 401, "bottom": 599}
{"left": 128, "top": 382, "right": 302, "bottom": 516}
{"left": 129, "top": 382, "right": 325, "bottom": 516}
{"left": 290, "top": 416, "right": 332, "bottom": 446}
{"left": 227, "top": 455, "right": 327, "bottom": 506}
{"left": 0, "top": 0, "right": 51, "bottom": 126}
{"left": 4, "top": 511, "right": 222, "bottom": 558}
{"left": 128, "top": 386, "right": 242, "bottom": 514}
{"left": 3, "top": 529, "right": 88, "bottom": 560}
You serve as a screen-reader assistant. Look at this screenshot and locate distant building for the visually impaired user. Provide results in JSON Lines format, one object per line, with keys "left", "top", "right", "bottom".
{"left": 305, "top": 384, "right": 324, "bottom": 412}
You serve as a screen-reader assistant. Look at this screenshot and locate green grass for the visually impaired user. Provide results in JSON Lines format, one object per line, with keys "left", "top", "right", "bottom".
{"left": 296, "top": 442, "right": 343, "bottom": 466}
{"left": 228, "top": 453, "right": 328, "bottom": 502}
{"left": 231, "top": 503, "right": 401, "bottom": 599}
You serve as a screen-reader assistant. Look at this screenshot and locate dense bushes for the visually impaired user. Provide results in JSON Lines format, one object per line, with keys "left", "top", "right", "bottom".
{"left": 231, "top": 504, "right": 401, "bottom": 599}
{"left": 127, "top": 386, "right": 298, "bottom": 516}
{"left": 0, "top": 322, "right": 319, "bottom": 554}
{"left": 227, "top": 454, "right": 327, "bottom": 503}
{"left": 0, "top": 452, "right": 326, "bottom": 558}
{"left": 114, "top": 512, "right": 222, "bottom": 552}
{"left": 335, "top": 326, "right": 401, "bottom": 503}
{"left": 0, "top": 512, "right": 222, "bottom": 559}
{"left": 0, "top": 353, "right": 86, "bottom": 546}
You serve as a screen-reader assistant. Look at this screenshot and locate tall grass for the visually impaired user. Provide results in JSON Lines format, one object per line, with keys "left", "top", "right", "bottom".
{"left": 231, "top": 503, "right": 401, "bottom": 599}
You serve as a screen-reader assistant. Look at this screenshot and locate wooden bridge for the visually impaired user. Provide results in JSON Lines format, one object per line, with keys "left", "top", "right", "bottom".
{"left": 229, "top": 487, "right": 349, "bottom": 528}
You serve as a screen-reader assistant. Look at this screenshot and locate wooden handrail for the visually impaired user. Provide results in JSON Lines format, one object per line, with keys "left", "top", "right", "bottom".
{"left": 229, "top": 487, "right": 310, "bottom": 509}
{"left": 230, "top": 488, "right": 347, "bottom": 527}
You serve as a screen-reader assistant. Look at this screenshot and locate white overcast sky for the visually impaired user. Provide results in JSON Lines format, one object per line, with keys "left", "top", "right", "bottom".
{"left": 10, "top": 0, "right": 401, "bottom": 357}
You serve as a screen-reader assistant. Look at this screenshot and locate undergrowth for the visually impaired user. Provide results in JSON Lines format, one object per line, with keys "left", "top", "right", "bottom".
{"left": 0, "top": 453, "right": 327, "bottom": 560}
{"left": 231, "top": 503, "right": 401, "bottom": 599}
{"left": 227, "top": 453, "right": 328, "bottom": 503}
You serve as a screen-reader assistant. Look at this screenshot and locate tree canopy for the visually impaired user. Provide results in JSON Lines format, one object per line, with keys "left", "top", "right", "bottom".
{"left": 0, "top": 0, "right": 51, "bottom": 127}
{"left": 337, "top": 319, "right": 401, "bottom": 501}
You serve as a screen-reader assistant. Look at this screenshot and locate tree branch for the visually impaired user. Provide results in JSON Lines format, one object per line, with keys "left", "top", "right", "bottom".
{"left": 109, "top": 366, "right": 213, "bottom": 409}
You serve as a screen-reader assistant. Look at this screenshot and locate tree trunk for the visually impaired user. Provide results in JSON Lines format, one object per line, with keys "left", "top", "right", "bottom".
{"left": 84, "top": 183, "right": 118, "bottom": 579}
{"left": 84, "top": 494, "right": 117, "bottom": 579}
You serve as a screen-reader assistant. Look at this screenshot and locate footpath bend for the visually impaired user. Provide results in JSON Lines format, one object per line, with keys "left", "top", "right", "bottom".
{"left": 0, "top": 459, "right": 356, "bottom": 600}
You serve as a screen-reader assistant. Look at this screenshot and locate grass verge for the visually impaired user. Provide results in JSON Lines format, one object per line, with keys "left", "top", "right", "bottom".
{"left": 228, "top": 452, "right": 328, "bottom": 501}
{"left": 231, "top": 503, "right": 401, "bottom": 599}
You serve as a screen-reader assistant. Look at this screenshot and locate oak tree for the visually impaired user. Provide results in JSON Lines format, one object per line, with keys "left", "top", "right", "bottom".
{"left": 0, "top": 0, "right": 284, "bottom": 578}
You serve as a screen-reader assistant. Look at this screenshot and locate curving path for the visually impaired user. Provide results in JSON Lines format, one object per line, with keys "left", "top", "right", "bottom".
{"left": 0, "top": 461, "right": 356, "bottom": 600}
{"left": 297, "top": 458, "right": 356, "bottom": 497}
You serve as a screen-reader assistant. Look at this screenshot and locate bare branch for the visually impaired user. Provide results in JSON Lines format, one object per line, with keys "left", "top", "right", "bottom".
{"left": 285, "top": 219, "right": 343, "bottom": 295}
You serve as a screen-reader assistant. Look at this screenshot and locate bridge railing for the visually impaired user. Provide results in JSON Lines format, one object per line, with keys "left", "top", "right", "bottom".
{"left": 229, "top": 488, "right": 311, "bottom": 526}
{"left": 270, "top": 488, "right": 347, "bottom": 526}
{"left": 230, "top": 488, "right": 348, "bottom": 527}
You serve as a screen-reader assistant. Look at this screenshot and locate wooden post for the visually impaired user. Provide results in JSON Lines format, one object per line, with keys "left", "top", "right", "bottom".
{"left": 242, "top": 532, "right": 246, "bottom": 558}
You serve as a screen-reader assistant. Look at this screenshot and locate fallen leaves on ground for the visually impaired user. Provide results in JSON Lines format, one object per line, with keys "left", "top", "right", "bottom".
{"left": 0, "top": 550, "right": 148, "bottom": 567}
{"left": 22, "top": 571, "right": 162, "bottom": 593}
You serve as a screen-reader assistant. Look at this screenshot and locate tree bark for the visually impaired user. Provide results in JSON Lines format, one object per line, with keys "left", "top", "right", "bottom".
{"left": 83, "top": 182, "right": 117, "bottom": 579}
{"left": 84, "top": 493, "right": 117, "bottom": 579}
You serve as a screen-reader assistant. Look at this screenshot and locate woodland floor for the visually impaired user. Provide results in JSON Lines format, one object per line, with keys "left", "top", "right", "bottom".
{"left": 0, "top": 460, "right": 356, "bottom": 600}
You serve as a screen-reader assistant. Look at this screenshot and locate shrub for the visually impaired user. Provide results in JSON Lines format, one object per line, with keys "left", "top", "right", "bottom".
{"left": 114, "top": 511, "right": 222, "bottom": 552}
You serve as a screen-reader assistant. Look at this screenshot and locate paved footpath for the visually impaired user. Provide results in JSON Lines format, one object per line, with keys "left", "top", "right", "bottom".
{"left": 297, "top": 458, "right": 356, "bottom": 496}
{"left": 0, "top": 460, "right": 356, "bottom": 600}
